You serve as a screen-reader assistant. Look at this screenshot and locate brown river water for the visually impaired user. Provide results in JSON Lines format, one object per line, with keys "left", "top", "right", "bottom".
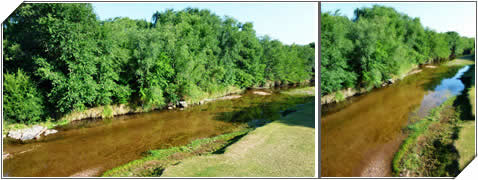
{"left": 321, "top": 64, "right": 472, "bottom": 177}
{"left": 3, "top": 87, "right": 314, "bottom": 177}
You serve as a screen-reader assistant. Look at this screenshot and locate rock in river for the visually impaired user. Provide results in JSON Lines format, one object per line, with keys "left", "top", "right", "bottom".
{"left": 179, "top": 101, "right": 188, "bottom": 108}
{"left": 8, "top": 125, "right": 47, "bottom": 141}
{"left": 253, "top": 91, "right": 271, "bottom": 95}
{"left": 7, "top": 130, "right": 22, "bottom": 140}
{"left": 44, "top": 129, "right": 58, "bottom": 136}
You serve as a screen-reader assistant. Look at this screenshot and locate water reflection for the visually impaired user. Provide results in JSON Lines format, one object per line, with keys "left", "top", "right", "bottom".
{"left": 413, "top": 65, "right": 470, "bottom": 120}
{"left": 321, "top": 64, "right": 472, "bottom": 177}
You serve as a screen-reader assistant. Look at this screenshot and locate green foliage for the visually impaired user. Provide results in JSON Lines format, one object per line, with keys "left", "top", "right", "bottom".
{"left": 3, "top": 70, "right": 45, "bottom": 124}
{"left": 321, "top": 5, "right": 474, "bottom": 96}
{"left": 321, "top": 12, "right": 356, "bottom": 95}
{"left": 334, "top": 92, "right": 345, "bottom": 102}
{"left": 102, "top": 105, "right": 114, "bottom": 119}
{"left": 3, "top": 4, "right": 315, "bottom": 123}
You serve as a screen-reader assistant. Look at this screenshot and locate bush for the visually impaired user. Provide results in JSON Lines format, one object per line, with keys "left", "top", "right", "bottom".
{"left": 102, "top": 105, "right": 114, "bottom": 118}
{"left": 334, "top": 91, "right": 345, "bottom": 102}
{"left": 3, "top": 70, "right": 45, "bottom": 124}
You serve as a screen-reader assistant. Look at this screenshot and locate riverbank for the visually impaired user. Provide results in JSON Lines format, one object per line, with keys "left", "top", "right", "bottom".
{"left": 4, "top": 83, "right": 314, "bottom": 140}
{"left": 393, "top": 55, "right": 475, "bottom": 177}
{"left": 321, "top": 65, "right": 417, "bottom": 105}
{"left": 321, "top": 55, "right": 474, "bottom": 105}
{"left": 392, "top": 94, "right": 474, "bottom": 177}
{"left": 102, "top": 87, "right": 315, "bottom": 177}
{"left": 3, "top": 86, "right": 245, "bottom": 139}
{"left": 392, "top": 97, "right": 459, "bottom": 176}
{"left": 161, "top": 101, "right": 315, "bottom": 177}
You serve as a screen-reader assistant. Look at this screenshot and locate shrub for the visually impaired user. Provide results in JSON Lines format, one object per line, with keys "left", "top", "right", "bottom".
{"left": 3, "top": 70, "right": 45, "bottom": 124}
{"left": 102, "top": 105, "right": 114, "bottom": 118}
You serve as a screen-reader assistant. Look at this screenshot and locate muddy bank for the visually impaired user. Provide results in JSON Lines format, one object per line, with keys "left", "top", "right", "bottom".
{"left": 321, "top": 66, "right": 420, "bottom": 105}
{"left": 65, "top": 89, "right": 246, "bottom": 122}
{"left": 65, "top": 81, "right": 310, "bottom": 121}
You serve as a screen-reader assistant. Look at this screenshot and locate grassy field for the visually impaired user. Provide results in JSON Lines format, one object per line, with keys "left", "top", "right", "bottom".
{"left": 470, "top": 86, "right": 475, "bottom": 116}
{"left": 161, "top": 101, "right": 315, "bottom": 177}
{"left": 455, "top": 121, "right": 475, "bottom": 170}
{"left": 454, "top": 54, "right": 475, "bottom": 171}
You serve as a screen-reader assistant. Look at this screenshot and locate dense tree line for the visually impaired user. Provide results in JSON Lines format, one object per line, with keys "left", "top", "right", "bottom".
{"left": 3, "top": 3, "right": 314, "bottom": 124}
{"left": 321, "top": 5, "right": 475, "bottom": 95}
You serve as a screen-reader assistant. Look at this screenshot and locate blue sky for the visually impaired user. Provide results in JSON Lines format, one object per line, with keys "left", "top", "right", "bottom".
{"left": 92, "top": 2, "right": 318, "bottom": 45}
{"left": 322, "top": 2, "right": 476, "bottom": 38}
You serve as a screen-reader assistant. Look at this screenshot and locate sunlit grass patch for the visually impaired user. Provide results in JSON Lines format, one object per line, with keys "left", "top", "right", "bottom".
{"left": 102, "top": 129, "right": 251, "bottom": 177}
{"left": 455, "top": 121, "right": 475, "bottom": 170}
{"left": 470, "top": 86, "right": 475, "bottom": 116}
{"left": 161, "top": 102, "right": 315, "bottom": 177}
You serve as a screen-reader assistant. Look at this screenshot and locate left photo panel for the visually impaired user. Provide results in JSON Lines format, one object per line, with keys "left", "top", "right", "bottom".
{"left": 1, "top": 1, "right": 318, "bottom": 177}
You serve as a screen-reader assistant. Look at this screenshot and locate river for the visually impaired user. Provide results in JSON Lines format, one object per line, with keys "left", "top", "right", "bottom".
{"left": 3, "top": 87, "right": 314, "bottom": 177}
{"left": 321, "top": 64, "right": 472, "bottom": 177}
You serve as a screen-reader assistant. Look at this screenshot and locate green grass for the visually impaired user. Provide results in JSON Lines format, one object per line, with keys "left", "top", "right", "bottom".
{"left": 186, "top": 86, "right": 243, "bottom": 104}
{"left": 454, "top": 56, "right": 475, "bottom": 170}
{"left": 392, "top": 97, "right": 457, "bottom": 177}
{"left": 334, "top": 91, "right": 345, "bottom": 102}
{"left": 455, "top": 121, "right": 475, "bottom": 170}
{"left": 102, "top": 105, "right": 114, "bottom": 118}
{"left": 281, "top": 86, "right": 315, "bottom": 96}
{"left": 102, "top": 129, "right": 251, "bottom": 177}
{"left": 397, "top": 62, "right": 417, "bottom": 79}
{"left": 161, "top": 102, "right": 315, "bottom": 177}
{"left": 445, "top": 55, "right": 475, "bottom": 66}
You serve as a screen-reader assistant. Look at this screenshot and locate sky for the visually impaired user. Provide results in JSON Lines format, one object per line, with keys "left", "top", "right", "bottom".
{"left": 92, "top": 2, "right": 318, "bottom": 45}
{"left": 322, "top": 2, "right": 476, "bottom": 38}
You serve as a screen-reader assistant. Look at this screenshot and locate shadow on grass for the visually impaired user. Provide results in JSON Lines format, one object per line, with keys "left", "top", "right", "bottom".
{"left": 212, "top": 133, "right": 249, "bottom": 154}
{"left": 431, "top": 139, "right": 460, "bottom": 177}
{"left": 454, "top": 64, "right": 475, "bottom": 121}
{"left": 457, "top": 54, "right": 475, "bottom": 61}
{"left": 212, "top": 95, "right": 315, "bottom": 129}
{"left": 277, "top": 102, "right": 315, "bottom": 128}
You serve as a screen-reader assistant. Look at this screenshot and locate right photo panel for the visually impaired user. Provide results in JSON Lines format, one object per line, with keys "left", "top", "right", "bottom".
{"left": 321, "top": 2, "right": 476, "bottom": 177}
